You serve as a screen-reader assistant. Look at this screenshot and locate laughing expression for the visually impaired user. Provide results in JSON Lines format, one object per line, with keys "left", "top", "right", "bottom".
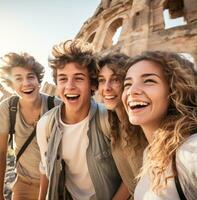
{"left": 56, "top": 62, "right": 93, "bottom": 120}
{"left": 10, "top": 67, "right": 40, "bottom": 101}
{"left": 122, "top": 60, "right": 170, "bottom": 133}
{"left": 98, "top": 65, "right": 122, "bottom": 111}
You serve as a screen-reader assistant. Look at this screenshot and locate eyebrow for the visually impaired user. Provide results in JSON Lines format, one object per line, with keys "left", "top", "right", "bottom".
{"left": 13, "top": 72, "right": 35, "bottom": 77}
{"left": 125, "top": 73, "right": 161, "bottom": 81}
{"left": 98, "top": 74, "right": 117, "bottom": 78}
{"left": 57, "top": 73, "right": 87, "bottom": 77}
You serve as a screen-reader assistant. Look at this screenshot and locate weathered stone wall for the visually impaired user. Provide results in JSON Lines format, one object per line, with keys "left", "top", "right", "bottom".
{"left": 76, "top": 0, "right": 197, "bottom": 64}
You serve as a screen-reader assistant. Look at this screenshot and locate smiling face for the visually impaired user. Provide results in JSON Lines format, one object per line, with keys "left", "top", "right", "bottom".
{"left": 10, "top": 67, "right": 40, "bottom": 101}
{"left": 122, "top": 60, "right": 170, "bottom": 134}
{"left": 98, "top": 65, "right": 122, "bottom": 111}
{"left": 56, "top": 62, "right": 92, "bottom": 121}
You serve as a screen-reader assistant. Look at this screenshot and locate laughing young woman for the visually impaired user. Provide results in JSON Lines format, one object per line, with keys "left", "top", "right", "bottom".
{"left": 122, "top": 51, "right": 197, "bottom": 200}
{"left": 98, "top": 53, "right": 147, "bottom": 199}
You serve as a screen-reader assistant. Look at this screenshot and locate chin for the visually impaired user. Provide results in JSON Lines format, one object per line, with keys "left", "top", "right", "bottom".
{"left": 105, "top": 105, "right": 116, "bottom": 111}
{"left": 128, "top": 117, "right": 142, "bottom": 126}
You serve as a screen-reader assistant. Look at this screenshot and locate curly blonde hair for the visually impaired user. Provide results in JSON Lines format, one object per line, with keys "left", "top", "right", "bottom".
{"left": 0, "top": 52, "right": 44, "bottom": 88}
{"left": 125, "top": 51, "right": 197, "bottom": 193}
{"left": 48, "top": 39, "right": 98, "bottom": 94}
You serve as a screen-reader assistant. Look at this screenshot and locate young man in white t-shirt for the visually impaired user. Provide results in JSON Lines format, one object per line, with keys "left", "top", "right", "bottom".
{"left": 37, "top": 39, "right": 130, "bottom": 200}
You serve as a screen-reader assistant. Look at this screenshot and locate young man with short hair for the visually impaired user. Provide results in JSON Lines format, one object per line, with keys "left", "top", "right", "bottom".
{"left": 0, "top": 52, "right": 60, "bottom": 200}
{"left": 37, "top": 39, "right": 129, "bottom": 200}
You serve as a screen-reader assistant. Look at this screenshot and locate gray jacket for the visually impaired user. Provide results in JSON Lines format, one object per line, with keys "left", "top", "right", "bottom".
{"left": 44, "top": 100, "right": 121, "bottom": 200}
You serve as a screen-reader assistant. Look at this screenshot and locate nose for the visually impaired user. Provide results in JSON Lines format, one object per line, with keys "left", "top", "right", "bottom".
{"left": 65, "top": 78, "right": 75, "bottom": 89}
{"left": 103, "top": 80, "right": 112, "bottom": 91}
{"left": 23, "top": 78, "right": 31, "bottom": 86}
{"left": 126, "top": 84, "right": 143, "bottom": 96}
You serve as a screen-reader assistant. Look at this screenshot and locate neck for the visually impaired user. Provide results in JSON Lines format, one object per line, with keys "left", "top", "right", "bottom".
{"left": 141, "top": 124, "right": 160, "bottom": 144}
{"left": 19, "top": 94, "right": 41, "bottom": 109}
{"left": 61, "top": 104, "right": 90, "bottom": 124}
{"left": 115, "top": 103, "right": 125, "bottom": 122}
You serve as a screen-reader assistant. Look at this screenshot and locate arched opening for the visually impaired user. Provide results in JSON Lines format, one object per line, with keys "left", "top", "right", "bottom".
{"left": 179, "top": 53, "right": 194, "bottom": 63}
{"left": 87, "top": 32, "right": 96, "bottom": 43}
{"left": 112, "top": 26, "right": 122, "bottom": 45}
{"left": 103, "top": 18, "right": 123, "bottom": 50}
{"left": 163, "top": 0, "right": 186, "bottom": 29}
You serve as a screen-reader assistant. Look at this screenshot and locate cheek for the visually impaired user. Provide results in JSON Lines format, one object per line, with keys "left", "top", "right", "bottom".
{"left": 121, "top": 90, "right": 127, "bottom": 107}
{"left": 56, "top": 85, "right": 64, "bottom": 96}
{"left": 98, "top": 84, "right": 103, "bottom": 95}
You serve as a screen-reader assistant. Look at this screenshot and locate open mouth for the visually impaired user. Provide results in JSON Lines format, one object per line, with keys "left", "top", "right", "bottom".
{"left": 65, "top": 94, "right": 80, "bottom": 101}
{"left": 23, "top": 89, "right": 34, "bottom": 95}
{"left": 104, "top": 95, "right": 116, "bottom": 100}
{"left": 128, "top": 101, "right": 149, "bottom": 110}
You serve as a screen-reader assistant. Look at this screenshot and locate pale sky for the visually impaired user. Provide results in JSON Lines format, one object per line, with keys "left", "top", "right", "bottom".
{"left": 0, "top": 0, "right": 100, "bottom": 84}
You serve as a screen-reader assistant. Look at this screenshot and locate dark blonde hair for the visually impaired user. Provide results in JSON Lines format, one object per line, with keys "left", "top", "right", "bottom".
{"left": 48, "top": 39, "right": 98, "bottom": 94}
{"left": 125, "top": 51, "right": 197, "bottom": 192}
{"left": 0, "top": 52, "right": 44, "bottom": 87}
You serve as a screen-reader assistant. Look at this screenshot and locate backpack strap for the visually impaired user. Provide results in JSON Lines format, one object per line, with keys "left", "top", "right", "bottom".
{"left": 47, "top": 96, "right": 55, "bottom": 110}
{"left": 9, "top": 96, "right": 19, "bottom": 148}
{"left": 16, "top": 129, "right": 36, "bottom": 162}
{"left": 172, "top": 153, "right": 187, "bottom": 200}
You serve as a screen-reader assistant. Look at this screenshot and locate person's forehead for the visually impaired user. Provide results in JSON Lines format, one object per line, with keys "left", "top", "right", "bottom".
{"left": 57, "top": 62, "right": 89, "bottom": 76}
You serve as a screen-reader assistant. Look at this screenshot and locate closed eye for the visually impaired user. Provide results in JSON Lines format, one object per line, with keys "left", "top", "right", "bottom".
{"left": 57, "top": 77, "right": 67, "bottom": 82}
{"left": 144, "top": 79, "right": 157, "bottom": 84}
{"left": 98, "top": 78, "right": 105, "bottom": 84}
{"left": 75, "top": 77, "right": 84, "bottom": 81}
{"left": 123, "top": 82, "right": 132, "bottom": 89}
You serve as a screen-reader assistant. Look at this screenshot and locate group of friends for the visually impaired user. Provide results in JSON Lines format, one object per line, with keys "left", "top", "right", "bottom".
{"left": 0, "top": 39, "right": 196, "bottom": 200}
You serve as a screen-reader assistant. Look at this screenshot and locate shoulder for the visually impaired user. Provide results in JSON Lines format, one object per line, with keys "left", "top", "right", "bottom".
{"left": 0, "top": 96, "right": 14, "bottom": 107}
{"left": 37, "top": 106, "right": 58, "bottom": 134}
{"left": 41, "top": 104, "right": 59, "bottom": 120}
{"left": 0, "top": 96, "right": 17, "bottom": 114}
{"left": 176, "top": 134, "right": 197, "bottom": 179}
{"left": 176, "top": 134, "right": 197, "bottom": 199}
{"left": 177, "top": 134, "right": 197, "bottom": 162}
{"left": 95, "top": 102, "right": 111, "bottom": 138}
{"left": 40, "top": 93, "right": 61, "bottom": 106}
{"left": 0, "top": 96, "right": 17, "bottom": 134}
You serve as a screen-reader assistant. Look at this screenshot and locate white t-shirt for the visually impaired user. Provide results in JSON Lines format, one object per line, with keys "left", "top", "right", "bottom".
{"left": 37, "top": 111, "right": 95, "bottom": 200}
{"left": 134, "top": 134, "right": 197, "bottom": 200}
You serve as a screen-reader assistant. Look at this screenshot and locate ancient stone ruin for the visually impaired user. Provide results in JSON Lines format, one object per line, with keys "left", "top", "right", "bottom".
{"left": 76, "top": 0, "right": 197, "bottom": 63}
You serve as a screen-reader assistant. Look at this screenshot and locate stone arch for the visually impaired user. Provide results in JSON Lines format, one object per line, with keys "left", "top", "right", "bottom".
{"left": 102, "top": 18, "right": 123, "bottom": 50}
{"left": 163, "top": 0, "right": 186, "bottom": 29}
{"left": 87, "top": 32, "right": 96, "bottom": 43}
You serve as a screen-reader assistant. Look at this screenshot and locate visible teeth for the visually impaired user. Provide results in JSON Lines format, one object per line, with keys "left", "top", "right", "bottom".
{"left": 23, "top": 89, "right": 33, "bottom": 92}
{"left": 128, "top": 101, "right": 148, "bottom": 107}
{"left": 105, "top": 96, "right": 115, "bottom": 100}
{"left": 66, "top": 94, "right": 79, "bottom": 97}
